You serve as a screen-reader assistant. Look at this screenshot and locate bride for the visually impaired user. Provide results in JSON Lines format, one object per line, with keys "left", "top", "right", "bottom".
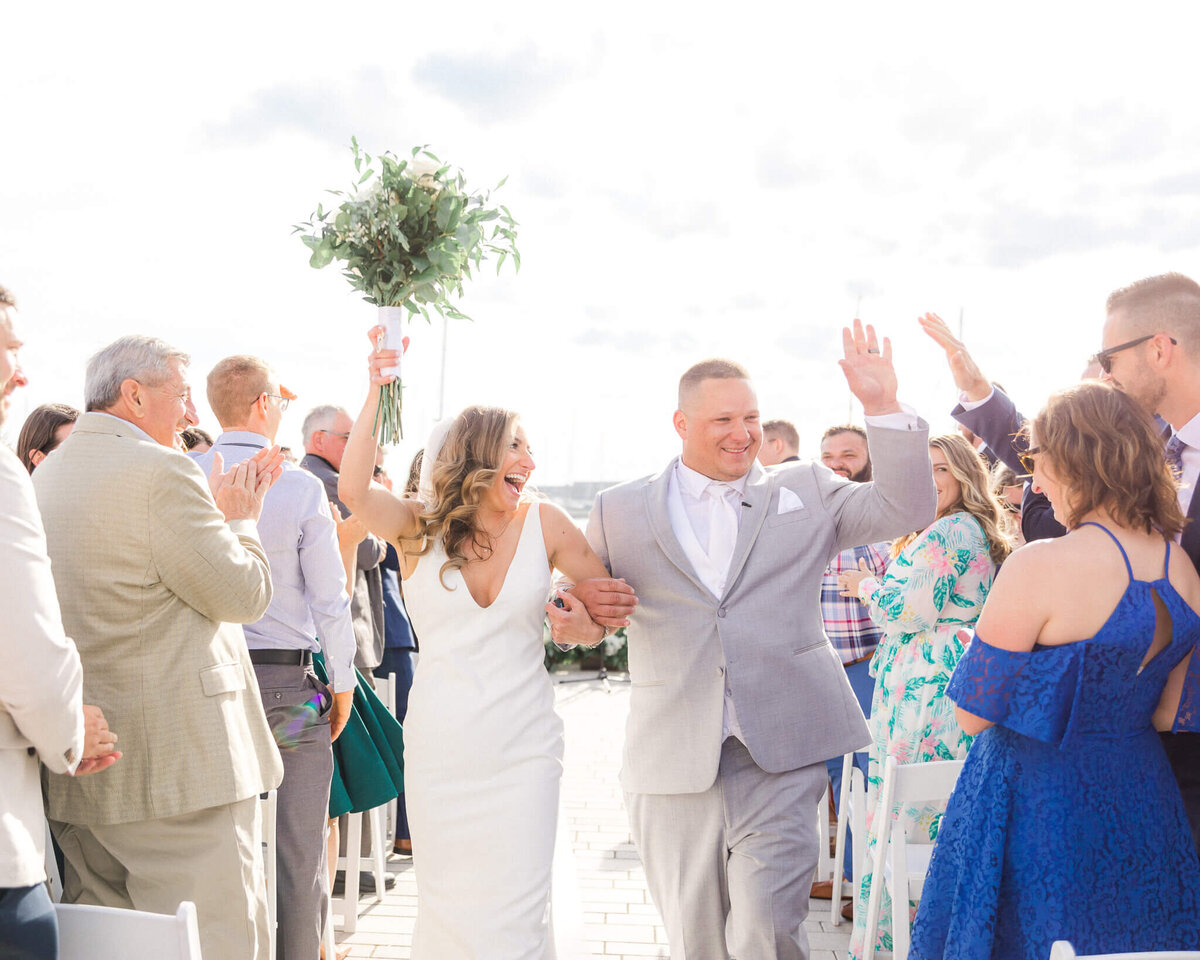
{"left": 338, "top": 328, "right": 631, "bottom": 959}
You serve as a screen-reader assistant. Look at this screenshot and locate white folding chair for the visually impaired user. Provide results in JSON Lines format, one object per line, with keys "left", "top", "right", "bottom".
{"left": 43, "top": 820, "right": 63, "bottom": 903}
{"left": 831, "top": 754, "right": 867, "bottom": 926}
{"left": 1049, "top": 945, "right": 1200, "bottom": 960}
{"left": 813, "top": 780, "right": 835, "bottom": 887}
{"left": 862, "top": 756, "right": 964, "bottom": 960}
{"left": 259, "top": 790, "right": 278, "bottom": 960}
{"left": 56, "top": 900, "right": 203, "bottom": 960}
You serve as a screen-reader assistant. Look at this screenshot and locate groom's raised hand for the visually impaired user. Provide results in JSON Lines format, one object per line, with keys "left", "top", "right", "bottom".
{"left": 571, "top": 577, "right": 637, "bottom": 629}
{"left": 838, "top": 318, "right": 901, "bottom": 417}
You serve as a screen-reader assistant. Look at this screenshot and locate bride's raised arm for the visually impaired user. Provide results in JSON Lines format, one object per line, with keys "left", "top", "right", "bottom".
{"left": 338, "top": 327, "right": 424, "bottom": 548}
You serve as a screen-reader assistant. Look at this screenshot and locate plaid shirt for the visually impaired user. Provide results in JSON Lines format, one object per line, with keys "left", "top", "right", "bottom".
{"left": 821, "top": 542, "right": 890, "bottom": 664}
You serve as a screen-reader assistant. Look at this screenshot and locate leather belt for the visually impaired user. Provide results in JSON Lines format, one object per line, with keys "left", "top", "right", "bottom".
{"left": 249, "top": 649, "right": 312, "bottom": 667}
{"left": 843, "top": 653, "right": 874, "bottom": 667}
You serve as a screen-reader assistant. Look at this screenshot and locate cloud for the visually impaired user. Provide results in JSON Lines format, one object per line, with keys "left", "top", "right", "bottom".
{"left": 982, "top": 203, "right": 1200, "bottom": 269}
{"left": 603, "top": 190, "right": 728, "bottom": 240}
{"left": 756, "top": 142, "right": 824, "bottom": 188}
{"left": 414, "top": 45, "right": 571, "bottom": 122}
{"left": 206, "top": 69, "right": 398, "bottom": 146}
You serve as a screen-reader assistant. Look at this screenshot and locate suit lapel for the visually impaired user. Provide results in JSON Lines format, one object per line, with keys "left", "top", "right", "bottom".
{"left": 643, "top": 460, "right": 711, "bottom": 597}
{"left": 721, "top": 462, "right": 771, "bottom": 600}
{"left": 1182, "top": 486, "right": 1200, "bottom": 573}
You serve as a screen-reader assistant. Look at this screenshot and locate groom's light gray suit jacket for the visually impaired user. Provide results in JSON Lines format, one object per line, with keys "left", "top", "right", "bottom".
{"left": 587, "top": 422, "right": 936, "bottom": 795}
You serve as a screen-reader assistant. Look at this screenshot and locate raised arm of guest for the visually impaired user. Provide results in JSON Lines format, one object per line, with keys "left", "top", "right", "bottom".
{"left": 918, "top": 312, "right": 1030, "bottom": 471}
{"left": 338, "top": 327, "right": 425, "bottom": 548}
{"left": 920, "top": 312, "right": 1067, "bottom": 541}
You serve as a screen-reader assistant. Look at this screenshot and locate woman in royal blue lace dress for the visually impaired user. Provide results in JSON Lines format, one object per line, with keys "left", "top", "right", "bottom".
{"left": 911, "top": 381, "right": 1200, "bottom": 959}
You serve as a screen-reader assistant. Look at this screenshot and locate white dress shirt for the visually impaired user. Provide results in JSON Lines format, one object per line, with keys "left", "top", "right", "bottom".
{"left": 193, "top": 432, "right": 358, "bottom": 693}
{"left": 1170, "top": 412, "right": 1200, "bottom": 536}
{"left": 669, "top": 460, "right": 748, "bottom": 742}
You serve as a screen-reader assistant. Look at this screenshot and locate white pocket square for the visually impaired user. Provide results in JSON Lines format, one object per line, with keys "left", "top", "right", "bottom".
{"left": 777, "top": 488, "right": 805, "bottom": 514}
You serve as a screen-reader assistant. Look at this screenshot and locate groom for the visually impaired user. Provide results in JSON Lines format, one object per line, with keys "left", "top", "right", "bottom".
{"left": 577, "top": 321, "right": 935, "bottom": 959}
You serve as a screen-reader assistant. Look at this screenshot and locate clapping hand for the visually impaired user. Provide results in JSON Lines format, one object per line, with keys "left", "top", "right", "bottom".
{"left": 918, "top": 312, "right": 991, "bottom": 402}
{"left": 73, "top": 704, "right": 121, "bottom": 777}
{"left": 208, "top": 446, "right": 285, "bottom": 522}
{"left": 545, "top": 590, "right": 605, "bottom": 648}
{"left": 367, "top": 325, "right": 410, "bottom": 386}
{"left": 837, "top": 558, "right": 873, "bottom": 599}
{"left": 838, "top": 319, "right": 900, "bottom": 416}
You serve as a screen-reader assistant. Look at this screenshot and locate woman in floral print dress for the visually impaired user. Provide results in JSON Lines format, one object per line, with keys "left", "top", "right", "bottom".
{"left": 839, "top": 433, "right": 1014, "bottom": 958}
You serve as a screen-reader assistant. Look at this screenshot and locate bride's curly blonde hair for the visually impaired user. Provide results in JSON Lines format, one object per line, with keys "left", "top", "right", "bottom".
{"left": 404, "top": 405, "right": 522, "bottom": 588}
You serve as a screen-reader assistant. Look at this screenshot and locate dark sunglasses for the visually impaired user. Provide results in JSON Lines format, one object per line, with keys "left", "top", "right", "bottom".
{"left": 1090, "top": 334, "right": 1176, "bottom": 374}
{"left": 1018, "top": 447, "right": 1039, "bottom": 476}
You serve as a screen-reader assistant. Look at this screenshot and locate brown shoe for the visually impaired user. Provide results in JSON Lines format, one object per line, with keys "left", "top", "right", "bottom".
{"left": 841, "top": 900, "right": 854, "bottom": 921}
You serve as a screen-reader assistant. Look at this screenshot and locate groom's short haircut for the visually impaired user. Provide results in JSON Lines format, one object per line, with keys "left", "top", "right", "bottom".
{"left": 678, "top": 359, "right": 751, "bottom": 409}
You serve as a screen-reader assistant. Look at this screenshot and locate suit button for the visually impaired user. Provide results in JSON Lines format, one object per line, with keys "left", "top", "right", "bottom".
{"left": 717, "top": 607, "right": 727, "bottom": 618}
{"left": 716, "top": 666, "right": 725, "bottom": 677}
{"left": 274, "top": 692, "right": 282, "bottom": 700}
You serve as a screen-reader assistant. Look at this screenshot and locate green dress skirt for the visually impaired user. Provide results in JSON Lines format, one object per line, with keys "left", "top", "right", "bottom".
{"left": 313, "top": 653, "right": 404, "bottom": 818}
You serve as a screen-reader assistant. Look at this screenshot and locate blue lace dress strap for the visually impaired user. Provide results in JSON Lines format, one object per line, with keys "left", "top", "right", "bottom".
{"left": 948, "top": 634, "right": 1085, "bottom": 746}
{"left": 1077, "top": 521, "right": 1135, "bottom": 581}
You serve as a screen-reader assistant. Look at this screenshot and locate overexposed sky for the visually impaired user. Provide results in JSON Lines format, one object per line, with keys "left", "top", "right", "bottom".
{"left": 4, "top": 3, "right": 1200, "bottom": 482}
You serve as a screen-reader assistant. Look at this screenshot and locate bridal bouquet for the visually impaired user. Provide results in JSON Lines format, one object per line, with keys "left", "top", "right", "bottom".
{"left": 296, "top": 139, "right": 520, "bottom": 442}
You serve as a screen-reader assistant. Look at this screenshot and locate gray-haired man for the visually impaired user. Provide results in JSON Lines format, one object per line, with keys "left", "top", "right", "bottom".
{"left": 301, "top": 405, "right": 386, "bottom": 671}
{"left": 35, "top": 336, "right": 285, "bottom": 960}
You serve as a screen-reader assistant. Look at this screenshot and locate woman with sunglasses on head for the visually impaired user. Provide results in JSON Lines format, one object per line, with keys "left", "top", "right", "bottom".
{"left": 910, "top": 380, "right": 1200, "bottom": 959}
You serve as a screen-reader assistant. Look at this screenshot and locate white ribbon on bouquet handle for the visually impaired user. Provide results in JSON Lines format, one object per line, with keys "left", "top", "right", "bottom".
{"left": 377, "top": 306, "right": 405, "bottom": 379}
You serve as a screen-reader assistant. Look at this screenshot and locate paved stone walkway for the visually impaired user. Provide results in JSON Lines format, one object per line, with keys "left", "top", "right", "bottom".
{"left": 332, "top": 676, "right": 852, "bottom": 958}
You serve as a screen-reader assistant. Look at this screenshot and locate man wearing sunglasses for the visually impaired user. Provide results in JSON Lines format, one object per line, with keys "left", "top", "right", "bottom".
{"left": 1097, "top": 272, "right": 1200, "bottom": 858}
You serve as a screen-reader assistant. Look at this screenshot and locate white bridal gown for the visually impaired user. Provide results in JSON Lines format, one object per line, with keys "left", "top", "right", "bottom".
{"left": 402, "top": 502, "right": 565, "bottom": 959}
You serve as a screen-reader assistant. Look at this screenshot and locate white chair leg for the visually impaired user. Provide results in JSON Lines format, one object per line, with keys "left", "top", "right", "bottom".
{"left": 339, "top": 812, "right": 362, "bottom": 933}
{"left": 260, "top": 791, "right": 278, "bottom": 960}
{"left": 890, "top": 823, "right": 910, "bottom": 960}
{"left": 851, "top": 766, "right": 867, "bottom": 892}
{"left": 387, "top": 673, "right": 398, "bottom": 850}
{"left": 43, "top": 821, "right": 63, "bottom": 903}
{"left": 368, "top": 805, "right": 388, "bottom": 902}
{"left": 323, "top": 890, "right": 336, "bottom": 960}
{"left": 862, "top": 763, "right": 896, "bottom": 960}
{"left": 831, "top": 753, "right": 853, "bottom": 926}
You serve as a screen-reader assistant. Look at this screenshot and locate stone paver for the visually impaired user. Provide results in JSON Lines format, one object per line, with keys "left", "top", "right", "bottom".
{"left": 330, "top": 676, "right": 852, "bottom": 959}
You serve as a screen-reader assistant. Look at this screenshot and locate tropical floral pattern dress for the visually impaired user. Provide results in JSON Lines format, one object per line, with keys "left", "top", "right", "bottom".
{"left": 848, "top": 511, "right": 996, "bottom": 959}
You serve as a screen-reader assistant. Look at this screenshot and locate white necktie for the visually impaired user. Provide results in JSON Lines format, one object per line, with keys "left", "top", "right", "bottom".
{"left": 704, "top": 481, "right": 739, "bottom": 582}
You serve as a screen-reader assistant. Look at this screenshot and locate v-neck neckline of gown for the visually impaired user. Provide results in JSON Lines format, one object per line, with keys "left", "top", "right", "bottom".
{"left": 458, "top": 502, "right": 533, "bottom": 610}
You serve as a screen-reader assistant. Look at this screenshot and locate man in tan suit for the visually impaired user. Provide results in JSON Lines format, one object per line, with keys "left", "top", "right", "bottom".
{"left": 35, "top": 335, "right": 286, "bottom": 960}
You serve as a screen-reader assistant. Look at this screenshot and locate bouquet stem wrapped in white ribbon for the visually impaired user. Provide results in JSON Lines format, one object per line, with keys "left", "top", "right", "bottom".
{"left": 297, "top": 140, "right": 519, "bottom": 443}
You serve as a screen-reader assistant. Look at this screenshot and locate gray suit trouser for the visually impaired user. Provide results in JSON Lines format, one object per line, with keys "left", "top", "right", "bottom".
{"left": 626, "top": 738, "right": 826, "bottom": 960}
{"left": 255, "top": 662, "right": 334, "bottom": 960}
